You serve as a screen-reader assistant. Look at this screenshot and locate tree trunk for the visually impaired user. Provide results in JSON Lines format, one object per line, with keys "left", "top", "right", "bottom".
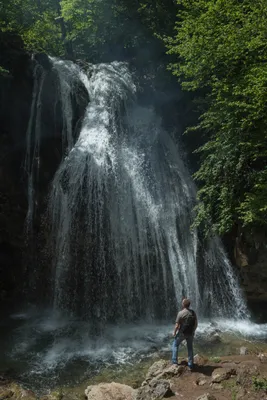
{"left": 55, "top": 0, "right": 74, "bottom": 59}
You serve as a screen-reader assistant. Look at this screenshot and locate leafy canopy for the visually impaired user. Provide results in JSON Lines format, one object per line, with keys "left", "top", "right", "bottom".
{"left": 165, "top": 0, "right": 267, "bottom": 235}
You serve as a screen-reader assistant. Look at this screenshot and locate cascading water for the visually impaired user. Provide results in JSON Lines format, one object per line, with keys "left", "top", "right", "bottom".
{"left": 47, "top": 60, "right": 248, "bottom": 321}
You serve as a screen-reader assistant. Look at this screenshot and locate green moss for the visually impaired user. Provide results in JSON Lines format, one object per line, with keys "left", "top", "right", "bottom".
{"left": 209, "top": 356, "right": 221, "bottom": 363}
{"left": 0, "top": 389, "right": 14, "bottom": 400}
{"left": 222, "top": 379, "right": 237, "bottom": 390}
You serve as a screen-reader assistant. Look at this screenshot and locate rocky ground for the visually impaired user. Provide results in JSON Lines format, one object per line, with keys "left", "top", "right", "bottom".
{"left": 1, "top": 352, "right": 267, "bottom": 400}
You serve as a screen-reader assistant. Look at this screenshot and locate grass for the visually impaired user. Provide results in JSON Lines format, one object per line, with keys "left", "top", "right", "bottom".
{"left": 252, "top": 376, "right": 267, "bottom": 392}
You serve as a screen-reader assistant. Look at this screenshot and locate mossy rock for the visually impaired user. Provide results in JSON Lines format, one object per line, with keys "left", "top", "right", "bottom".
{"left": 0, "top": 389, "right": 14, "bottom": 400}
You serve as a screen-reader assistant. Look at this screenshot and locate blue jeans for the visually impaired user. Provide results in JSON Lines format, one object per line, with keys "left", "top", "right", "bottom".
{"left": 172, "top": 333, "right": 194, "bottom": 367}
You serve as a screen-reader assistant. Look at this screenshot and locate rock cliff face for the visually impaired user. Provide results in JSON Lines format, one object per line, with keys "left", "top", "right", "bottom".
{"left": 0, "top": 33, "right": 32, "bottom": 304}
{"left": 224, "top": 227, "right": 267, "bottom": 313}
{"left": 0, "top": 33, "right": 88, "bottom": 306}
{"left": 234, "top": 230, "right": 267, "bottom": 304}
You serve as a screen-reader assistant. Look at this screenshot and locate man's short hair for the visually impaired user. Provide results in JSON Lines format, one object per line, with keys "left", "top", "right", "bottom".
{"left": 182, "top": 298, "right": 191, "bottom": 308}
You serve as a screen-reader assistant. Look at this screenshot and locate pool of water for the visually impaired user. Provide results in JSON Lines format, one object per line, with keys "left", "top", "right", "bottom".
{"left": 1, "top": 307, "right": 267, "bottom": 394}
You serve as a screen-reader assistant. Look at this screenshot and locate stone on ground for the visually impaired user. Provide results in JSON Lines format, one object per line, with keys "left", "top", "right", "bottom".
{"left": 196, "top": 394, "right": 217, "bottom": 400}
{"left": 195, "top": 375, "right": 207, "bottom": 386}
{"left": 240, "top": 347, "right": 248, "bottom": 355}
{"left": 85, "top": 382, "right": 135, "bottom": 400}
{"left": 145, "top": 360, "right": 169, "bottom": 381}
{"left": 211, "top": 367, "right": 236, "bottom": 383}
{"left": 135, "top": 378, "right": 173, "bottom": 400}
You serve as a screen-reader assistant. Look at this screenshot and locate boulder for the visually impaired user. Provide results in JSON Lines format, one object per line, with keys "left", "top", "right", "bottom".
{"left": 85, "top": 382, "right": 135, "bottom": 400}
{"left": 135, "top": 379, "right": 173, "bottom": 400}
{"left": 141, "top": 361, "right": 185, "bottom": 387}
{"left": 156, "top": 364, "right": 185, "bottom": 380}
{"left": 211, "top": 367, "right": 236, "bottom": 383}
{"left": 145, "top": 360, "right": 169, "bottom": 381}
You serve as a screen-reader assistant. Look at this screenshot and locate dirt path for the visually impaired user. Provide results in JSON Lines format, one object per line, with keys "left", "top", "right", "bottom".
{"left": 170, "top": 355, "right": 267, "bottom": 400}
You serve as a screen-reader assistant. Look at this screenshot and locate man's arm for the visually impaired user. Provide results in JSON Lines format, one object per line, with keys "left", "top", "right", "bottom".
{"left": 173, "top": 311, "right": 181, "bottom": 336}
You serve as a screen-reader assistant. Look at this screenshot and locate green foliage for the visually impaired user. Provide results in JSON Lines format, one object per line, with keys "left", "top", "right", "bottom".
{"left": 0, "top": 0, "right": 177, "bottom": 60}
{"left": 252, "top": 376, "right": 267, "bottom": 391}
{"left": 165, "top": 0, "right": 267, "bottom": 235}
{"left": 0, "top": 65, "right": 10, "bottom": 74}
{"left": 0, "top": 0, "right": 64, "bottom": 55}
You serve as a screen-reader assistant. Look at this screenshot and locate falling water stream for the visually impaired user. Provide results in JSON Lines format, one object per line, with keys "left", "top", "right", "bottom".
{"left": 2, "top": 58, "right": 264, "bottom": 393}
{"left": 48, "top": 60, "right": 247, "bottom": 321}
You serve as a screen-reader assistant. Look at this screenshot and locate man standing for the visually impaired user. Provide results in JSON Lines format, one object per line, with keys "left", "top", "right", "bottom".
{"left": 172, "top": 298, "right": 198, "bottom": 370}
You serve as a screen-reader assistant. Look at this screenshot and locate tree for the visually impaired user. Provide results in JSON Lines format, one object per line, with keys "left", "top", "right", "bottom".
{"left": 0, "top": 0, "right": 64, "bottom": 55}
{"left": 165, "top": 0, "right": 267, "bottom": 235}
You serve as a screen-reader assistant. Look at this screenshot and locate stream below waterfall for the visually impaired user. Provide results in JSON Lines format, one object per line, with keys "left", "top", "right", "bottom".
{"left": 1, "top": 308, "right": 267, "bottom": 393}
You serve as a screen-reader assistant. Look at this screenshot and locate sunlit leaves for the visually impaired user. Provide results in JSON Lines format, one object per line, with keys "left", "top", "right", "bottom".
{"left": 166, "top": 0, "right": 267, "bottom": 235}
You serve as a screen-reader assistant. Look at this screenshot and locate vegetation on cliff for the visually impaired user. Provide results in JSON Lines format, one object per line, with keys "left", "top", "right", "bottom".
{"left": 165, "top": 0, "right": 267, "bottom": 236}
{"left": 1, "top": 0, "right": 266, "bottom": 237}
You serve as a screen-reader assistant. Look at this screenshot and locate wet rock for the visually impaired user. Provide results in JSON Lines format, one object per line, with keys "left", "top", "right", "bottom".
{"left": 208, "top": 333, "right": 221, "bottom": 344}
{"left": 240, "top": 347, "right": 248, "bottom": 355}
{"left": 33, "top": 53, "right": 52, "bottom": 71}
{"left": 135, "top": 379, "right": 173, "bottom": 400}
{"left": 85, "top": 382, "right": 135, "bottom": 400}
{"left": 211, "top": 367, "right": 236, "bottom": 383}
{"left": 196, "top": 394, "right": 217, "bottom": 400}
{"left": 233, "top": 229, "right": 267, "bottom": 303}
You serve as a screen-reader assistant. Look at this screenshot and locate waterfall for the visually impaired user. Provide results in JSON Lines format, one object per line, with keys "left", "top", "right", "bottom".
{"left": 43, "top": 60, "right": 248, "bottom": 322}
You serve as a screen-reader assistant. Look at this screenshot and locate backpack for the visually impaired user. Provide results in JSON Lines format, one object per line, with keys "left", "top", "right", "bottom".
{"left": 180, "top": 309, "right": 196, "bottom": 335}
